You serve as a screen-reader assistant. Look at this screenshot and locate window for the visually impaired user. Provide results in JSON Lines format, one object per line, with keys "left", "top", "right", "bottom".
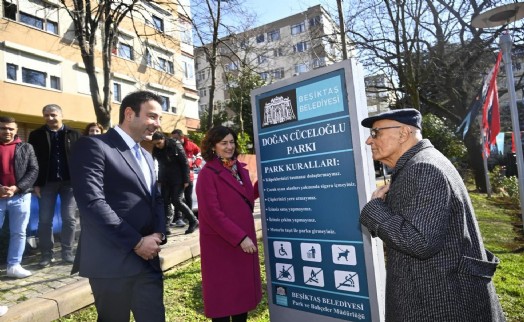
{"left": 4, "top": 0, "right": 59, "bottom": 35}
{"left": 180, "top": 20, "right": 192, "bottom": 44}
{"left": 257, "top": 55, "right": 268, "bottom": 64}
{"left": 152, "top": 15, "right": 164, "bottom": 32}
{"left": 309, "top": 15, "right": 321, "bottom": 27}
{"left": 22, "top": 67, "right": 46, "bottom": 87}
{"left": 256, "top": 34, "right": 264, "bottom": 43}
{"left": 3, "top": 0, "right": 16, "bottom": 20}
{"left": 267, "top": 30, "right": 280, "bottom": 42}
{"left": 295, "top": 63, "right": 309, "bottom": 74}
{"left": 312, "top": 57, "right": 326, "bottom": 68}
{"left": 199, "top": 104, "right": 208, "bottom": 112}
{"left": 291, "top": 22, "right": 306, "bottom": 35}
{"left": 146, "top": 48, "right": 174, "bottom": 74}
{"left": 117, "top": 43, "right": 133, "bottom": 60}
{"left": 273, "top": 47, "right": 284, "bottom": 57}
{"left": 6, "top": 63, "right": 17, "bottom": 81}
{"left": 20, "top": 12, "right": 43, "bottom": 29}
{"left": 293, "top": 41, "right": 309, "bottom": 53}
{"left": 50, "top": 75, "right": 60, "bottom": 90}
{"left": 5, "top": 47, "right": 62, "bottom": 91}
{"left": 259, "top": 72, "right": 268, "bottom": 81}
{"left": 183, "top": 61, "right": 194, "bottom": 79}
{"left": 199, "top": 88, "right": 207, "bottom": 97}
{"left": 271, "top": 68, "right": 284, "bottom": 79}
{"left": 113, "top": 83, "right": 122, "bottom": 102}
{"left": 225, "top": 61, "right": 238, "bottom": 71}
{"left": 197, "top": 70, "right": 207, "bottom": 82}
{"left": 160, "top": 95, "right": 170, "bottom": 112}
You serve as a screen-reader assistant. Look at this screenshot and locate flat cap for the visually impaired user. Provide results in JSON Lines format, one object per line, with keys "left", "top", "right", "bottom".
{"left": 361, "top": 108, "right": 422, "bottom": 129}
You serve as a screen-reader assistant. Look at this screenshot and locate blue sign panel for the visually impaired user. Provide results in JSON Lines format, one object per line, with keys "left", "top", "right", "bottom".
{"left": 254, "top": 68, "right": 372, "bottom": 321}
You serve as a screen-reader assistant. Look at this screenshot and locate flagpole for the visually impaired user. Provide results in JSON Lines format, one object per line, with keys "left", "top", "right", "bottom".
{"left": 499, "top": 32, "right": 524, "bottom": 227}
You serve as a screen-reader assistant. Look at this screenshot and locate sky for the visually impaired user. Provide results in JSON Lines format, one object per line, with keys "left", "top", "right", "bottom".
{"left": 244, "top": 1, "right": 324, "bottom": 27}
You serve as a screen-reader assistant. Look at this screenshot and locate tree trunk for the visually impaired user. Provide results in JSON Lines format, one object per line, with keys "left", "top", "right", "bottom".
{"left": 464, "top": 131, "right": 487, "bottom": 192}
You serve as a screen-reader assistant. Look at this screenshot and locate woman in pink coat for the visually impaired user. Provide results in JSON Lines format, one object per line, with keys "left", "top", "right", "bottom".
{"left": 196, "top": 126, "right": 262, "bottom": 322}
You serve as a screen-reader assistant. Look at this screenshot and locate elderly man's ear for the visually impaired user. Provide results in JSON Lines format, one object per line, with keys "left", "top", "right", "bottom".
{"left": 399, "top": 126, "right": 413, "bottom": 143}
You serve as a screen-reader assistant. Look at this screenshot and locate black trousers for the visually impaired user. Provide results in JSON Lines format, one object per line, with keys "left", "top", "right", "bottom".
{"left": 212, "top": 312, "right": 248, "bottom": 322}
{"left": 164, "top": 183, "right": 197, "bottom": 224}
{"left": 89, "top": 268, "right": 165, "bottom": 322}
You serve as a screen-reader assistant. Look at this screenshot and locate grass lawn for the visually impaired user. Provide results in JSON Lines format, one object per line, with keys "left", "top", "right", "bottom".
{"left": 60, "top": 191, "right": 524, "bottom": 321}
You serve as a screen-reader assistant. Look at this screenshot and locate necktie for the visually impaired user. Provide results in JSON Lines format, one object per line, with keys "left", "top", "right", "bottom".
{"left": 133, "top": 144, "right": 152, "bottom": 192}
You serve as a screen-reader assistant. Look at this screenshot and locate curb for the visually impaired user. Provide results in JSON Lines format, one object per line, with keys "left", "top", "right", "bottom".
{"left": 1, "top": 218, "right": 262, "bottom": 321}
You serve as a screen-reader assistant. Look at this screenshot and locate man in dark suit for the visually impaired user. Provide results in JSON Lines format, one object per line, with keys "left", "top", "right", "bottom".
{"left": 70, "top": 91, "right": 167, "bottom": 322}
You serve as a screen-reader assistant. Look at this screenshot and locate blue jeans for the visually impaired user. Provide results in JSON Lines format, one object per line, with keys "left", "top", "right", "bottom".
{"left": 0, "top": 193, "right": 31, "bottom": 266}
{"left": 38, "top": 181, "right": 77, "bottom": 256}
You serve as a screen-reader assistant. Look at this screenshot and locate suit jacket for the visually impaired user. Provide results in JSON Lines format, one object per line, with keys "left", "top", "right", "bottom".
{"left": 70, "top": 128, "right": 166, "bottom": 278}
{"left": 360, "top": 139, "right": 504, "bottom": 322}
{"left": 196, "top": 158, "right": 262, "bottom": 318}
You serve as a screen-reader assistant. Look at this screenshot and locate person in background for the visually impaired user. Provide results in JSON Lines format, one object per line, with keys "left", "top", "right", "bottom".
{"left": 196, "top": 126, "right": 261, "bottom": 322}
{"left": 359, "top": 108, "right": 505, "bottom": 321}
{"left": 28, "top": 104, "right": 80, "bottom": 267}
{"left": 0, "top": 116, "right": 39, "bottom": 278}
{"left": 170, "top": 129, "right": 202, "bottom": 226}
{"left": 70, "top": 91, "right": 166, "bottom": 321}
{"left": 83, "top": 122, "right": 104, "bottom": 136}
{"left": 152, "top": 132, "right": 199, "bottom": 235}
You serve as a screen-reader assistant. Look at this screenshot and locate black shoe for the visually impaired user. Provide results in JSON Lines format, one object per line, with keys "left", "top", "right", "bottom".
{"left": 39, "top": 256, "right": 55, "bottom": 268}
{"left": 62, "top": 253, "right": 75, "bottom": 264}
{"left": 185, "top": 220, "right": 199, "bottom": 234}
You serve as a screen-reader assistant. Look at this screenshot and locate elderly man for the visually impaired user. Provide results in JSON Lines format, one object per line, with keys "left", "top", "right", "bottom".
{"left": 360, "top": 108, "right": 505, "bottom": 322}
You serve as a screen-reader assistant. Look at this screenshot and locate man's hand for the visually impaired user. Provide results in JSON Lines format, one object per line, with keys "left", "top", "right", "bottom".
{"left": 3, "top": 185, "right": 19, "bottom": 197}
{"left": 240, "top": 236, "right": 257, "bottom": 254}
{"left": 371, "top": 184, "right": 390, "bottom": 201}
{"left": 134, "top": 234, "right": 162, "bottom": 260}
{"left": 33, "top": 186, "right": 41, "bottom": 198}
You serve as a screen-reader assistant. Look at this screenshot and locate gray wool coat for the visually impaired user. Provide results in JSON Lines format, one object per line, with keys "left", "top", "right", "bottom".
{"left": 361, "top": 139, "right": 505, "bottom": 322}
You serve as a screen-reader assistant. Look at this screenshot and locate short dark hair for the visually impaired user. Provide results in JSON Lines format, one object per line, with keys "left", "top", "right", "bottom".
{"left": 152, "top": 132, "right": 165, "bottom": 141}
{"left": 0, "top": 116, "right": 16, "bottom": 123}
{"left": 201, "top": 126, "right": 239, "bottom": 161}
{"left": 83, "top": 122, "right": 104, "bottom": 136}
{"left": 118, "top": 91, "right": 163, "bottom": 124}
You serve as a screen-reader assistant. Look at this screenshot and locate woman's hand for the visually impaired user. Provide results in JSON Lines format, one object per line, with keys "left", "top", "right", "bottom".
{"left": 240, "top": 236, "right": 257, "bottom": 254}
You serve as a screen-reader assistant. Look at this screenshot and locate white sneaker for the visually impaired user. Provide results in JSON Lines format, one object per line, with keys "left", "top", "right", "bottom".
{"left": 6, "top": 264, "right": 32, "bottom": 279}
{"left": 0, "top": 305, "right": 7, "bottom": 316}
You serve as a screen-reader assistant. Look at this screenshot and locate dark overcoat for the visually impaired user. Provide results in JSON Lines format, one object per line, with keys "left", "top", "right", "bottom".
{"left": 361, "top": 139, "right": 505, "bottom": 322}
{"left": 196, "top": 158, "right": 262, "bottom": 318}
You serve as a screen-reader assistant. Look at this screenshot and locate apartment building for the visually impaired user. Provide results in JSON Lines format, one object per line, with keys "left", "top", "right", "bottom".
{"left": 194, "top": 5, "right": 352, "bottom": 115}
{"left": 364, "top": 74, "right": 395, "bottom": 116}
{"left": 0, "top": 0, "right": 199, "bottom": 140}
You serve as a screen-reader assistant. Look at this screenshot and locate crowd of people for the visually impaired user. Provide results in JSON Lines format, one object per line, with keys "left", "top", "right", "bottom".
{"left": 1, "top": 93, "right": 506, "bottom": 321}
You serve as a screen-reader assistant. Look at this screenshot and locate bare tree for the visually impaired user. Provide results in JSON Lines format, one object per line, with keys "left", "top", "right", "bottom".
{"left": 60, "top": 0, "right": 140, "bottom": 129}
{"left": 345, "top": 0, "right": 524, "bottom": 191}
{"left": 180, "top": 0, "right": 254, "bottom": 130}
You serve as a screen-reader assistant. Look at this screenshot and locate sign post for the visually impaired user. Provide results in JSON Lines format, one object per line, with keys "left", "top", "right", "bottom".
{"left": 252, "top": 60, "right": 385, "bottom": 321}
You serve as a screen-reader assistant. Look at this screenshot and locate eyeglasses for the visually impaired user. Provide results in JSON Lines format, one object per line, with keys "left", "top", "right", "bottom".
{"left": 370, "top": 126, "right": 402, "bottom": 139}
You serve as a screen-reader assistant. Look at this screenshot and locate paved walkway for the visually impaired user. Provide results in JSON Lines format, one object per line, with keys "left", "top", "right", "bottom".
{"left": 0, "top": 202, "right": 261, "bottom": 321}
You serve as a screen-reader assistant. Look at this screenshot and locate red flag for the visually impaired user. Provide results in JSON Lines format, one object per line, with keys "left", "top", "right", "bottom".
{"left": 482, "top": 52, "right": 502, "bottom": 157}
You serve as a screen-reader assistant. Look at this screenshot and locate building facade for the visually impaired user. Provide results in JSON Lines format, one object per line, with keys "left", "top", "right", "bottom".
{"left": 0, "top": 0, "right": 199, "bottom": 140}
{"left": 194, "top": 5, "right": 395, "bottom": 119}
{"left": 195, "top": 5, "right": 353, "bottom": 115}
